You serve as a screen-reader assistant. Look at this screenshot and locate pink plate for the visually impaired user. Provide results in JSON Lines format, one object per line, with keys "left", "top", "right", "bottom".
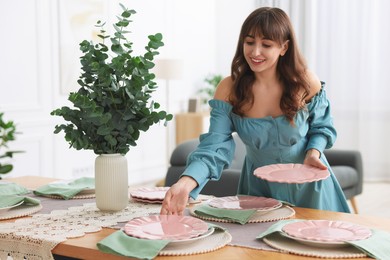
{"left": 208, "top": 195, "right": 282, "bottom": 211}
{"left": 282, "top": 220, "right": 372, "bottom": 242}
{"left": 131, "top": 197, "right": 163, "bottom": 204}
{"left": 124, "top": 215, "right": 209, "bottom": 241}
{"left": 254, "top": 163, "right": 330, "bottom": 183}
{"left": 130, "top": 187, "right": 169, "bottom": 200}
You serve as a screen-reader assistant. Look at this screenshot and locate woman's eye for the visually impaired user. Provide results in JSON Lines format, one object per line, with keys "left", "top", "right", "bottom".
{"left": 245, "top": 41, "right": 255, "bottom": 46}
{"left": 262, "top": 44, "right": 271, "bottom": 48}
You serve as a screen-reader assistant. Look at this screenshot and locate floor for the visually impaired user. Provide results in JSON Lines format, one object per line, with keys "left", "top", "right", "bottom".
{"left": 352, "top": 181, "right": 390, "bottom": 218}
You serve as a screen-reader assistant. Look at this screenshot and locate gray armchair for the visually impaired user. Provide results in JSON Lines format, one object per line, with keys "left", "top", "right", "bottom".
{"left": 164, "top": 134, "right": 363, "bottom": 213}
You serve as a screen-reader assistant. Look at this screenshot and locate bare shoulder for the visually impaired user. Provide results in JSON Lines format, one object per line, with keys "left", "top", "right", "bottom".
{"left": 305, "top": 70, "right": 322, "bottom": 101}
{"left": 214, "top": 76, "right": 233, "bottom": 102}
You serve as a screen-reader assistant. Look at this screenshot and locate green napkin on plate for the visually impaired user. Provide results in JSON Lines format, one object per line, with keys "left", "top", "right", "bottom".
{"left": 194, "top": 204, "right": 256, "bottom": 224}
{"left": 97, "top": 230, "right": 169, "bottom": 260}
{"left": 256, "top": 219, "right": 301, "bottom": 239}
{"left": 208, "top": 222, "right": 227, "bottom": 231}
{"left": 346, "top": 230, "right": 390, "bottom": 259}
{"left": 0, "top": 195, "right": 41, "bottom": 208}
{"left": 33, "top": 177, "right": 95, "bottom": 199}
{"left": 0, "top": 182, "right": 29, "bottom": 196}
{"left": 279, "top": 200, "right": 295, "bottom": 207}
{"left": 257, "top": 219, "right": 390, "bottom": 260}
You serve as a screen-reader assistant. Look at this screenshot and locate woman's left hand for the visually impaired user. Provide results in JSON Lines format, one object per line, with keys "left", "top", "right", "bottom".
{"left": 303, "top": 149, "right": 327, "bottom": 169}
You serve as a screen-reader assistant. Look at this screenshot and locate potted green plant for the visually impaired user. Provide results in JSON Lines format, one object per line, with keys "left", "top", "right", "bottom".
{"left": 51, "top": 4, "right": 172, "bottom": 211}
{"left": 198, "top": 74, "right": 223, "bottom": 108}
{"left": 0, "top": 112, "right": 23, "bottom": 179}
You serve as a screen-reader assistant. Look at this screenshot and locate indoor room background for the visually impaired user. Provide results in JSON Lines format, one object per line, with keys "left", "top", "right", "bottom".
{"left": 0, "top": 0, "right": 389, "bottom": 186}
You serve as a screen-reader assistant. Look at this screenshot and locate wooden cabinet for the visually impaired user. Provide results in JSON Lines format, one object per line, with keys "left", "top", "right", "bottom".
{"left": 175, "top": 112, "right": 210, "bottom": 145}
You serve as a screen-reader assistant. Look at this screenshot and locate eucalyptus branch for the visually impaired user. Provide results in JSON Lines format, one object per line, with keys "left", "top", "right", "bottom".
{"left": 51, "top": 4, "right": 172, "bottom": 155}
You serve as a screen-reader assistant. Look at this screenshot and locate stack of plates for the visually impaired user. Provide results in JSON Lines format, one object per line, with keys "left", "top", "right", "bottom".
{"left": 130, "top": 187, "right": 169, "bottom": 204}
{"left": 208, "top": 195, "right": 282, "bottom": 211}
{"left": 123, "top": 215, "right": 214, "bottom": 245}
{"left": 280, "top": 220, "right": 372, "bottom": 248}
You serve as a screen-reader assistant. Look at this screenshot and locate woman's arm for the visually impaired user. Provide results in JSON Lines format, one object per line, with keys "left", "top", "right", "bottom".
{"left": 303, "top": 71, "right": 332, "bottom": 169}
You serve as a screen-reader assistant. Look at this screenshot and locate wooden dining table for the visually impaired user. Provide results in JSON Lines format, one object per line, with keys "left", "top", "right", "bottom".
{"left": 2, "top": 175, "right": 390, "bottom": 260}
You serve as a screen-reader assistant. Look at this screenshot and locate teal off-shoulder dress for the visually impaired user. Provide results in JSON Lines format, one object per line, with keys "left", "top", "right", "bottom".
{"left": 182, "top": 82, "right": 350, "bottom": 213}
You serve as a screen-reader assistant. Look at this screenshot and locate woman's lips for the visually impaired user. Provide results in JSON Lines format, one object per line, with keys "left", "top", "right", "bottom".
{"left": 251, "top": 58, "right": 265, "bottom": 64}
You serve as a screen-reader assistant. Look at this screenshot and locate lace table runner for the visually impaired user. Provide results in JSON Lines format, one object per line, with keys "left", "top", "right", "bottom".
{"left": 0, "top": 201, "right": 160, "bottom": 260}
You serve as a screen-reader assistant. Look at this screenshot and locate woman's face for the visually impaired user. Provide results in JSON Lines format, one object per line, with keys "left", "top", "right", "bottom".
{"left": 243, "top": 34, "right": 288, "bottom": 75}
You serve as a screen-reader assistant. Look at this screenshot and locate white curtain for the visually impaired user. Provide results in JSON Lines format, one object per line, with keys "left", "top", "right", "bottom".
{"left": 256, "top": 0, "right": 390, "bottom": 181}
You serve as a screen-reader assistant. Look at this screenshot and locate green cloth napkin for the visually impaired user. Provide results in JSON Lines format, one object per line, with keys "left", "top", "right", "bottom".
{"left": 257, "top": 219, "right": 390, "bottom": 260}
{"left": 279, "top": 200, "right": 295, "bottom": 207}
{"left": 194, "top": 204, "right": 256, "bottom": 224}
{"left": 0, "top": 182, "right": 29, "bottom": 196}
{"left": 0, "top": 195, "right": 41, "bottom": 208}
{"left": 346, "top": 230, "right": 390, "bottom": 260}
{"left": 208, "top": 222, "right": 227, "bottom": 231}
{"left": 256, "top": 219, "right": 301, "bottom": 239}
{"left": 33, "top": 177, "right": 95, "bottom": 200}
{"left": 97, "top": 230, "right": 169, "bottom": 260}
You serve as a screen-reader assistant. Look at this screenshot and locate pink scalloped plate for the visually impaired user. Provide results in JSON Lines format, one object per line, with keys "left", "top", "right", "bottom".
{"left": 208, "top": 195, "right": 282, "bottom": 211}
{"left": 282, "top": 220, "right": 372, "bottom": 243}
{"left": 130, "top": 187, "right": 169, "bottom": 200}
{"left": 131, "top": 197, "right": 163, "bottom": 204}
{"left": 254, "top": 163, "right": 330, "bottom": 183}
{"left": 124, "top": 215, "right": 209, "bottom": 241}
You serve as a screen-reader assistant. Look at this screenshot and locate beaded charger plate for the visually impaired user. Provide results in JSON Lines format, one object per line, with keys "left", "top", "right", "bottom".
{"left": 42, "top": 193, "right": 96, "bottom": 200}
{"left": 0, "top": 204, "right": 42, "bottom": 220}
{"left": 263, "top": 232, "right": 367, "bottom": 258}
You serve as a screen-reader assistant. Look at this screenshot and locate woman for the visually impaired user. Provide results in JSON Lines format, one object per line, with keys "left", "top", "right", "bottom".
{"left": 160, "top": 7, "right": 350, "bottom": 215}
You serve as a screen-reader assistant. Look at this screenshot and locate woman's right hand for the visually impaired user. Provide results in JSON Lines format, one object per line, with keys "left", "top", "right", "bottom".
{"left": 160, "top": 176, "right": 198, "bottom": 215}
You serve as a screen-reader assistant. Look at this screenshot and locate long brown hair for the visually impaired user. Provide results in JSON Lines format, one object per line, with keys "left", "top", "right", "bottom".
{"left": 230, "top": 7, "right": 309, "bottom": 123}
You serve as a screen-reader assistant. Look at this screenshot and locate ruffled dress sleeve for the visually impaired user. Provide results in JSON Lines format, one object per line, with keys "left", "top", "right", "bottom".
{"left": 305, "top": 82, "right": 337, "bottom": 153}
{"left": 181, "top": 99, "right": 236, "bottom": 198}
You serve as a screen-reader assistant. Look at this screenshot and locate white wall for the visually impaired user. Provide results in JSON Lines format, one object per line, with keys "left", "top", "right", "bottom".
{"left": 0, "top": 0, "right": 257, "bottom": 184}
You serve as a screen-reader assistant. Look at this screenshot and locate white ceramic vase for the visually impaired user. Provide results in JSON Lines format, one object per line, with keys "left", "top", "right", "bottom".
{"left": 94, "top": 153, "right": 129, "bottom": 211}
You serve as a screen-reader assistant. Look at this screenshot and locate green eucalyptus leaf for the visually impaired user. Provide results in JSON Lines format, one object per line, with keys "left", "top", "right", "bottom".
{"left": 97, "top": 125, "right": 112, "bottom": 135}
{"left": 0, "top": 164, "right": 12, "bottom": 174}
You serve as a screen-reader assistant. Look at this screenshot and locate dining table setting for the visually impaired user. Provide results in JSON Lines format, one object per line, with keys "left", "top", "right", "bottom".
{"left": 1, "top": 166, "right": 390, "bottom": 260}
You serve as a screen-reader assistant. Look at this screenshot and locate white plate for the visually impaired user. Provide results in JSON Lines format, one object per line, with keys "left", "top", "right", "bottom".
{"left": 280, "top": 232, "right": 349, "bottom": 248}
{"left": 169, "top": 227, "right": 215, "bottom": 245}
{"left": 0, "top": 201, "right": 24, "bottom": 214}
